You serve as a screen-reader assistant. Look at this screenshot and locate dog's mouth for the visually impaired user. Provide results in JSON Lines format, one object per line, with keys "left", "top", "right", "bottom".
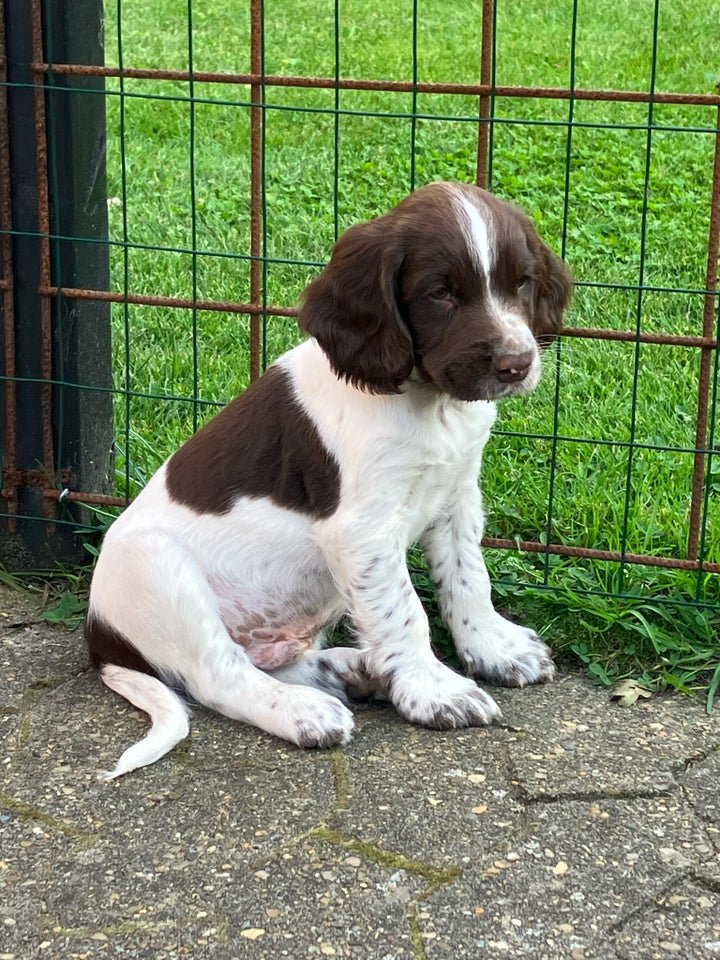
{"left": 416, "top": 354, "right": 540, "bottom": 402}
{"left": 488, "top": 368, "right": 541, "bottom": 401}
{"left": 458, "top": 378, "right": 535, "bottom": 403}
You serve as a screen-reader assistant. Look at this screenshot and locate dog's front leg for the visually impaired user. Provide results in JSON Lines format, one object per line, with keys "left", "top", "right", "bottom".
{"left": 419, "top": 482, "right": 555, "bottom": 687}
{"left": 315, "top": 516, "right": 499, "bottom": 729}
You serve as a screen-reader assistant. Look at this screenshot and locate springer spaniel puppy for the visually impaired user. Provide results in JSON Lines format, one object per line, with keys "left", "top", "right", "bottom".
{"left": 86, "top": 181, "right": 573, "bottom": 779}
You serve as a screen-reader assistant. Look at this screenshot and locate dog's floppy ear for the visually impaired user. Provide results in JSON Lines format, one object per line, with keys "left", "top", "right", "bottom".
{"left": 531, "top": 237, "right": 574, "bottom": 348}
{"left": 298, "top": 220, "right": 414, "bottom": 394}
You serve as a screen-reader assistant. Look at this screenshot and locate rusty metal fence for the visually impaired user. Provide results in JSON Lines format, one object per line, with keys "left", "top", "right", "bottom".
{"left": 1, "top": 0, "right": 719, "bottom": 609}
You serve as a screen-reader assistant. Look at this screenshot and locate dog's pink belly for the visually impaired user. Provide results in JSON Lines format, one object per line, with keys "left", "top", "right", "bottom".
{"left": 238, "top": 626, "right": 316, "bottom": 670}
{"left": 210, "top": 573, "right": 338, "bottom": 670}
{"left": 217, "top": 603, "right": 321, "bottom": 669}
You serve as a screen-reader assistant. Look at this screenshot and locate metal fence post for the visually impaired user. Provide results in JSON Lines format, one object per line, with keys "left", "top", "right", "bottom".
{"left": 0, "top": 0, "right": 113, "bottom": 568}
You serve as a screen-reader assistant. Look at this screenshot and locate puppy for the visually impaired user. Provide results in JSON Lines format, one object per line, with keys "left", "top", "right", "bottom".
{"left": 85, "top": 181, "right": 573, "bottom": 779}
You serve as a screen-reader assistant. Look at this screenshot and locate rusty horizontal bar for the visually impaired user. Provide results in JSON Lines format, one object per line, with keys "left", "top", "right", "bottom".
{"left": 560, "top": 326, "right": 717, "bottom": 349}
{"left": 36, "top": 63, "right": 720, "bottom": 109}
{"left": 6, "top": 475, "right": 716, "bottom": 574}
{"left": 2, "top": 467, "right": 73, "bottom": 489}
{"left": 8, "top": 474, "right": 719, "bottom": 574}
{"left": 43, "top": 285, "right": 297, "bottom": 318}
{"left": 42, "top": 287, "right": 718, "bottom": 349}
{"left": 42, "top": 487, "right": 129, "bottom": 507}
{"left": 482, "top": 537, "right": 720, "bottom": 575}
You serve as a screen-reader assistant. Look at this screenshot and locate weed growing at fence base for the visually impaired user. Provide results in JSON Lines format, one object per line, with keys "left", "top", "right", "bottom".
{"left": 101, "top": 0, "right": 720, "bottom": 701}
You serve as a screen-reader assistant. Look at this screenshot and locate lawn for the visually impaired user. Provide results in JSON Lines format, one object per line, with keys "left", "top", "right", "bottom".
{"left": 99, "top": 0, "right": 720, "bottom": 701}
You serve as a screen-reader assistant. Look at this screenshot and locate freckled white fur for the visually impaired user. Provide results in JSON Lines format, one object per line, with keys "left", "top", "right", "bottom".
{"left": 88, "top": 189, "right": 556, "bottom": 779}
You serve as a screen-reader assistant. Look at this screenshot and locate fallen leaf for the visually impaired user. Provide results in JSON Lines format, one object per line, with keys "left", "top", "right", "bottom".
{"left": 610, "top": 679, "right": 653, "bottom": 706}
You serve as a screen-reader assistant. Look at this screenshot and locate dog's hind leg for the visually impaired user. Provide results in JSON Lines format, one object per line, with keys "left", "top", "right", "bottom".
{"left": 269, "top": 646, "right": 382, "bottom": 703}
{"left": 188, "top": 642, "right": 356, "bottom": 750}
{"left": 89, "top": 528, "right": 354, "bottom": 772}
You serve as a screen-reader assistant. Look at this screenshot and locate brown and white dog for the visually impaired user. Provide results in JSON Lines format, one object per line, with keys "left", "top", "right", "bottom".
{"left": 86, "top": 181, "right": 573, "bottom": 779}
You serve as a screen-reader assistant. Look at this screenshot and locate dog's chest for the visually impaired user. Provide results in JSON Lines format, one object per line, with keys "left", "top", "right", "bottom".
{"left": 392, "top": 404, "right": 491, "bottom": 539}
{"left": 397, "top": 458, "right": 468, "bottom": 542}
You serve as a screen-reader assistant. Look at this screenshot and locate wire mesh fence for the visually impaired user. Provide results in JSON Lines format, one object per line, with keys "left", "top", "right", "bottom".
{"left": 1, "top": 0, "right": 719, "bottom": 614}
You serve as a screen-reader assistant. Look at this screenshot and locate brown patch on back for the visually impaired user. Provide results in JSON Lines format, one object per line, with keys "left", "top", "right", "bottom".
{"left": 165, "top": 364, "right": 341, "bottom": 517}
{"left": 85, "top": 614, "right": 158, "bottom": 676}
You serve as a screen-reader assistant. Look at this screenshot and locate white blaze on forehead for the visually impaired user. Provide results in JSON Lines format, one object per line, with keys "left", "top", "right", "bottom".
{"left": 447, "top": 185, "right": 537, "bottom": 359}
{"left": 451, "top": 187, "right": 494, "bottom": 278}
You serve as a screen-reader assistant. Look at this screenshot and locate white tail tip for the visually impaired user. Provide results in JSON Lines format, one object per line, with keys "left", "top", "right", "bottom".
{"left": 99, "top": 664, "right": 191, "bottom": 780}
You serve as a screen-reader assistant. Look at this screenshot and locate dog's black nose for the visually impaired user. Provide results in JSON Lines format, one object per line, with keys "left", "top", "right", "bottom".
{"left": 491, "top": 351, "right": 534, "bottom": 383}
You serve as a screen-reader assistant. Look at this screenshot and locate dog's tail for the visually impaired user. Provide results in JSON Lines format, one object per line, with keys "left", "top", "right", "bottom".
{"left": 98, "top": 664, "right": 190, "bottom": 781}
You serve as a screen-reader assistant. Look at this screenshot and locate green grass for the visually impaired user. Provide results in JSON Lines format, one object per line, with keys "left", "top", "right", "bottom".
{"left": 98, "top": 0, "right": 720, "bottom": 704}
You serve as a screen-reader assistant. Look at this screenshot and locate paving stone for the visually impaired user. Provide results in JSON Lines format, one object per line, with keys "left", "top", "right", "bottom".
{"left": 679, "top": 747, "right": 720, "bottom": 861}
{"left": 614, "top": 879, "right": 720, "bottom": 960}
{"left": 419, "top": 794, "right": 720, "bottom": 960}
{"left": 1, "top": 583, "right": 719, "bottom": 959}
{"left": 332, "top": 709, "right": 524, "bottom": 868}
{"left": 492, "top": 673, "right": 719, "bottom": 801}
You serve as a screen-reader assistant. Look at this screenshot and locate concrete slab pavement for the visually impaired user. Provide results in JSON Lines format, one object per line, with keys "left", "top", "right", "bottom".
{"left": 1, "top": 583, "right": 718, "bottom": 959}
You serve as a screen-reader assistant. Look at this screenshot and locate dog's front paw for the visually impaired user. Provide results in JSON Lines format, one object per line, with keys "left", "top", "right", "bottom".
{"left": 458, "top": 616, "right": 555, "bottom": 688}
{"left": 390, "top": 661, "right": 500, "bottom": 730}
{"left": 266, "top": 685, "right": 354, "bottom": 749}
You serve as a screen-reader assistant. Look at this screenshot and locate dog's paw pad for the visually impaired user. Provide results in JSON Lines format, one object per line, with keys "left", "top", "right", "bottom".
{"left": 281, "top": 689, "right": 354, "bottom": 749}
{"left": 460, "top": 622, "right": 556, "bottom": 688}
{"left": 393, "top": 665, "right": 500, "bottom": 730}
{"left": 420, "top": 687, "right": 500, "bottom": 730}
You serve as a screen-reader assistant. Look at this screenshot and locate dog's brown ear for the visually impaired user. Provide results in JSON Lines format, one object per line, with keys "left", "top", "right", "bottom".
{"left": 531, "top": 238, "right": 574, "bottom": 348}
{"left": 298, "top": 220, "right": 414, "bottom": 394}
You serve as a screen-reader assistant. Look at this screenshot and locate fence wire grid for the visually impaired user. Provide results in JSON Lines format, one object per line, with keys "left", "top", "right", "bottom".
{"left": 1, "top": 0, "right": 719, "bottom": 613}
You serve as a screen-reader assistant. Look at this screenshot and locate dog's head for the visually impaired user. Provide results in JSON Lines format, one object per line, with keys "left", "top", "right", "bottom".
{"left": 298, "top": 181, "right": 573, "bottom": 400}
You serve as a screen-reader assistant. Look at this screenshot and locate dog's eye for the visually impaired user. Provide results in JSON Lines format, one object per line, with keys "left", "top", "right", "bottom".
{"left": 428, "top": 285, "right": 452, "bottom": 301}
{"left": 517, "top": 275, "right": 534, "bottom": 296}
